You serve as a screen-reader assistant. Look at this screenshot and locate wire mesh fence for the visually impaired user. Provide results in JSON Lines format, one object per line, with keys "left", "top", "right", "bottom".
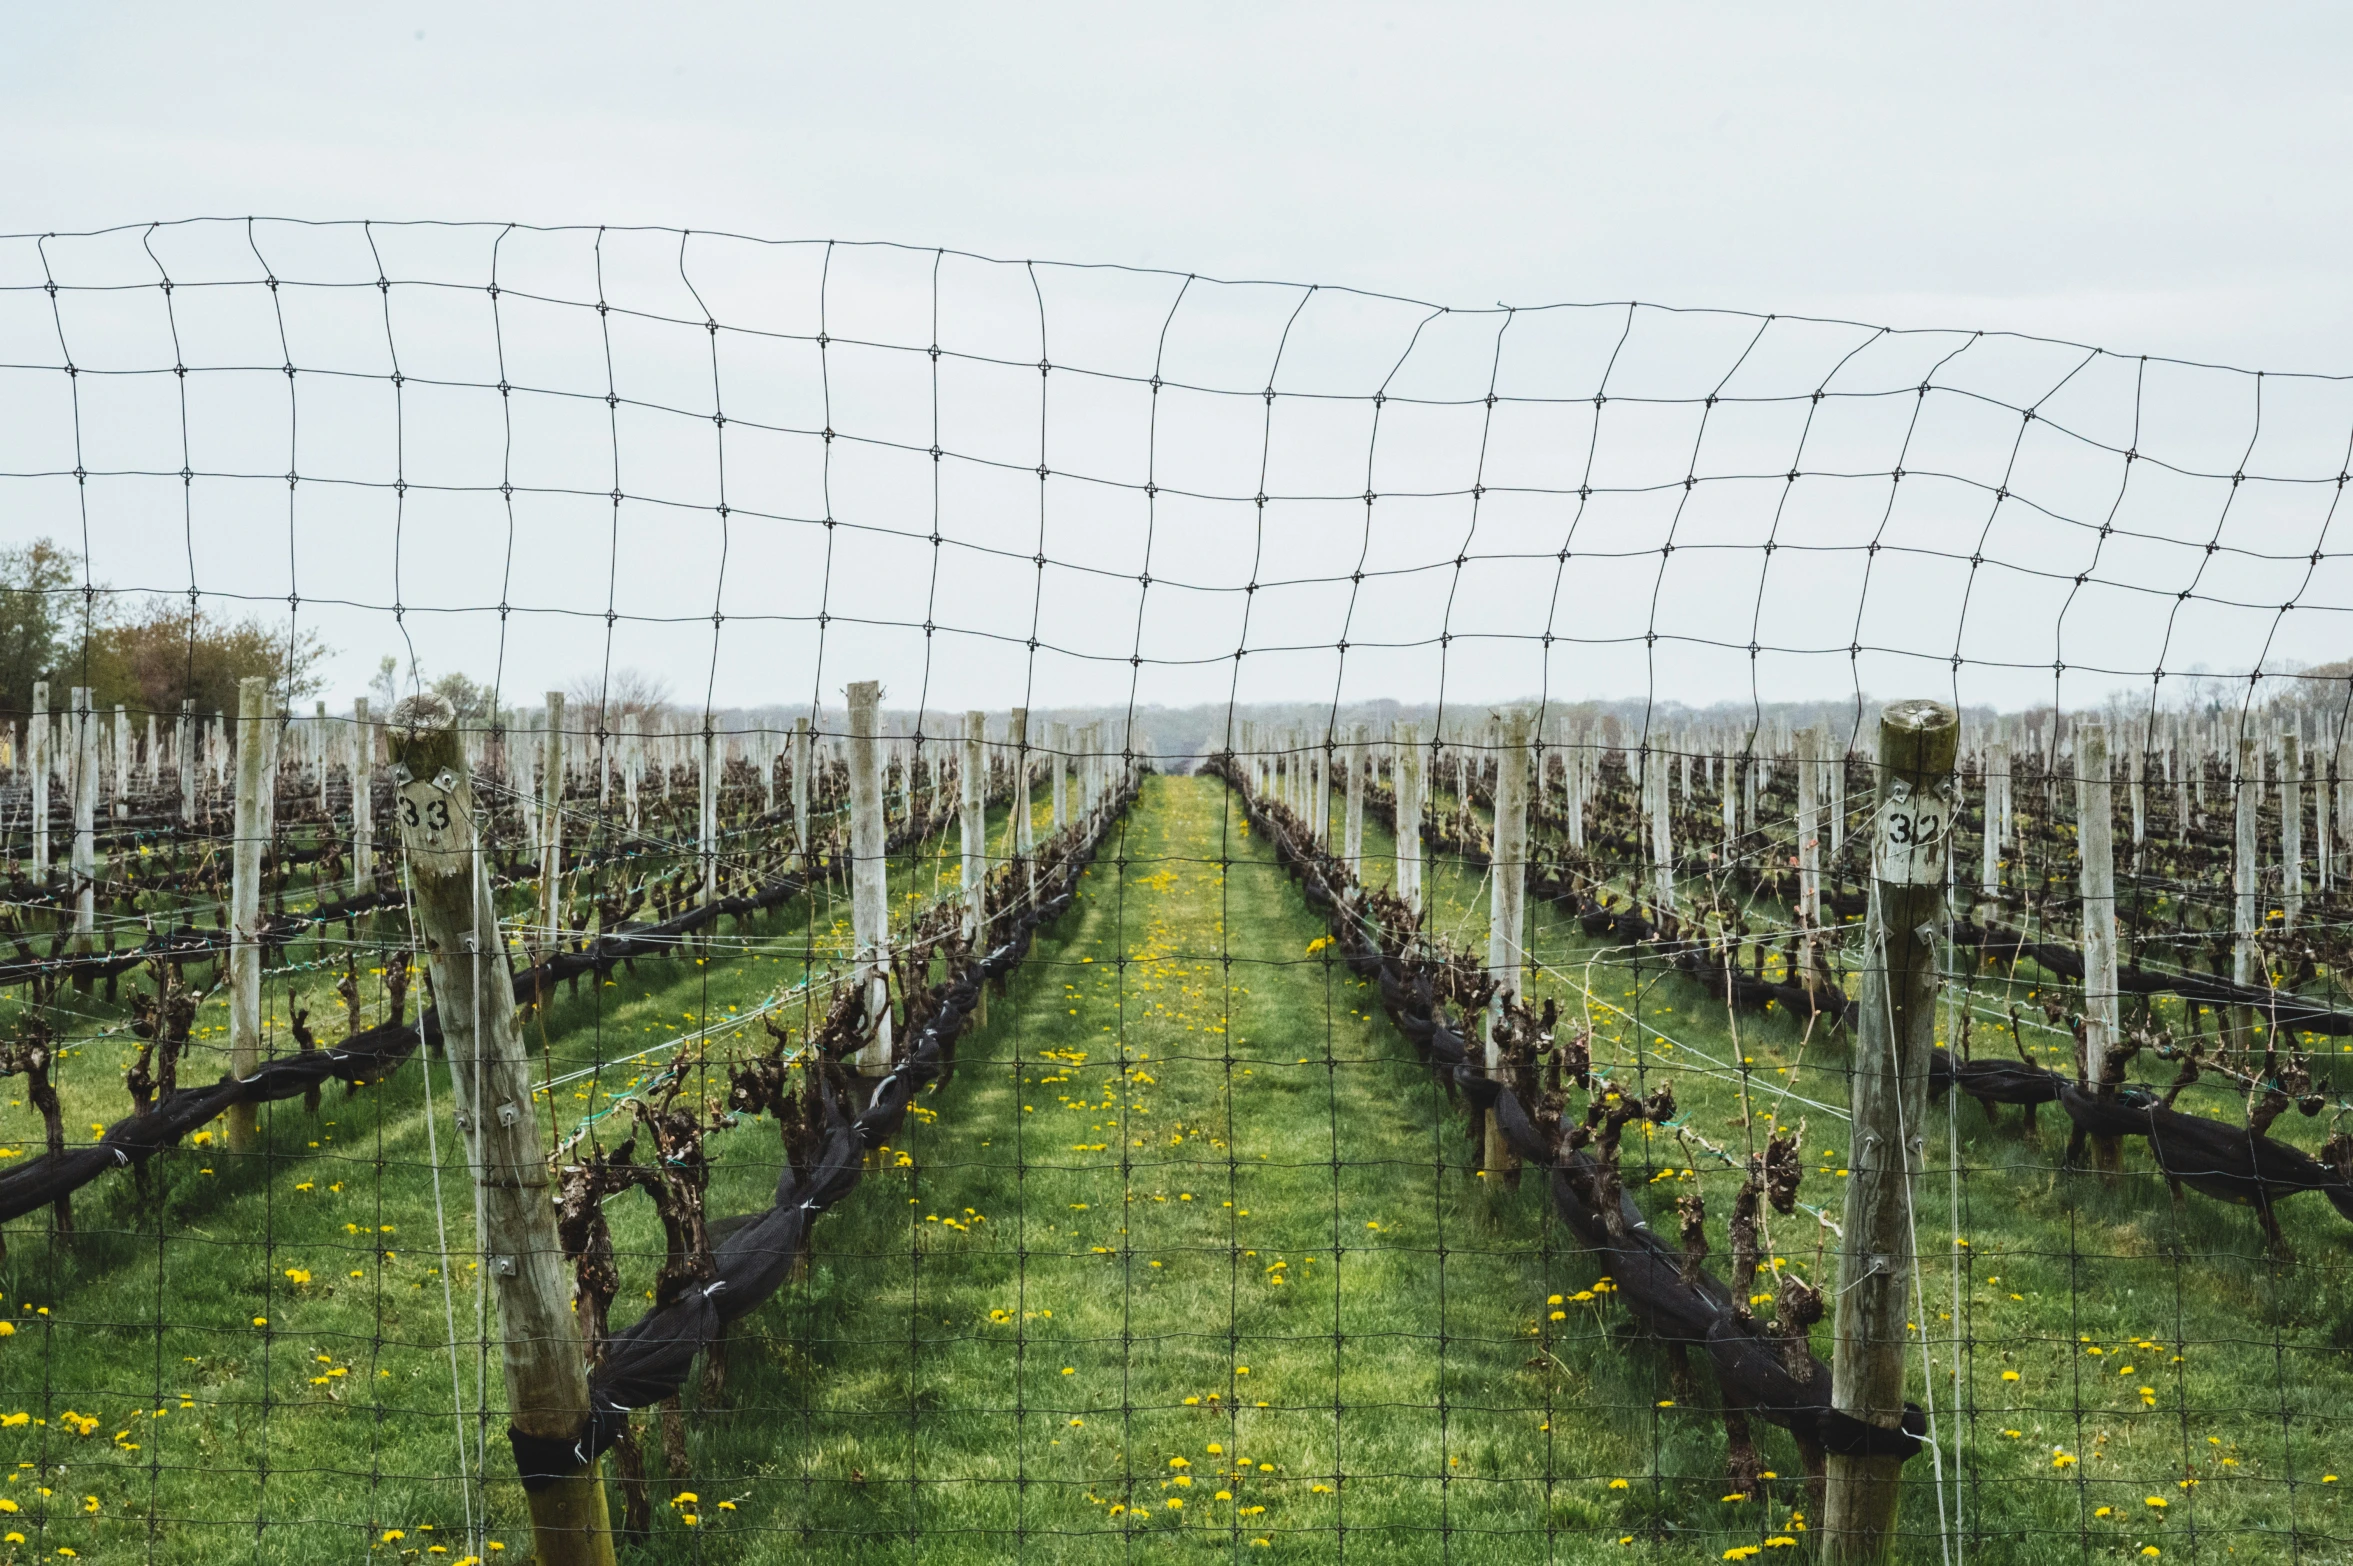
{"left": 0, "top": 218, "right": 2348, "bottom": 1563}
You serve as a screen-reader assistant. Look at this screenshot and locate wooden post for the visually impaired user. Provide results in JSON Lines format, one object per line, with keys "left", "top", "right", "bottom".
{"left": 2078, "top": 724, "right": 2122, "bottom": 1170}
{"left": 2235, "top": 733, "right": 2260, "bottom": 990}
{"left": 1649, "top": 740, "right": 1675, "bottom": 914}
{"left": 1343, "top": 722, "right": 1367, "bottom": 876}
{"left": 1485, "top": 709, "right": 1530, "bottom": 1173}
{"left": 385, "top": 695, "right": 614, "bottom": 1566}
{"left": 698, "top": 716, "right": 718, "bottom": 907}
{"left": 1797, "top": 723, "right": 1822, "bottom": 925}
{"left": 1822, "top": 698, "right": 1956, "bottom": 1563}
{"left": 2283, "top": 730, "right": 2304, "bottom": 930}
{"left": 847, "top": 682, "right": 894, "bottom": 1075}
{"left": 1010, "top": 707, "right": 1035, "bottom": 904}
{"left": 1394, "top": 720, "right": 1424, "bottom": 915}
{"left": 791, "top": 716, "right": 811, "bottom": 869}
{"left": 1979, "top": 740, "right": 2006, "bottom": 900}
{"left": 227, "top": 677, "right": 272, "bottom": 1153}
{"left": 70, "top": 688, "right": 96, "bottom": 958}
{"left": 113, "top": 704, "right": 131, "bottom": 821}
{"left": 1050, "top": 720, "right": 1069, "bottom": 831}
{"left": 28, "top": 682, "right": 46, "bottom": 877}
{"left": 352, "top": 698, "right": 375, "bottom": 893}
{"left": 961, "top": 711, "right": 987, "bottom": 944}
{"left": 621, "top": 713, "right": 641, "bottom": 831}
{"left": 539, "top": 693, "right": 565, "bottom": 941}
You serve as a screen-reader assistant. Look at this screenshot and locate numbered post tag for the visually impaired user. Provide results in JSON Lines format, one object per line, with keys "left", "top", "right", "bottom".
{"left": 391, "top": 763, "right": 475, "bottom": 879}
{"left": 1873, "top": 779, "right": 1950, "bottom": 886}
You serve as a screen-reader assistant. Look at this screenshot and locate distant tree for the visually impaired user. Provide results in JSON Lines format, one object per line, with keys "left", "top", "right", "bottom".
{"left": 0, "top": 540, "right": 77, "bottom": 716}
{"left": 75, "top": 598, "right": 329, "bottom": 721}
{"left": 564, "top": 667, "right": 674, "bottom": 735}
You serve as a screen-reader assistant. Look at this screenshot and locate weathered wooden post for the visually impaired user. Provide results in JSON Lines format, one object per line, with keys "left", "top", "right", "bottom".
{"left": 1797, "top": 723, "right": 1823, "bottom": 925}
{"left": 961, "top": 711, "right": 987, "bottom": 944}
{"left": 385, "top": 693, "right": 615, "bottom": 1566}
{"left": 2234, "top": 733, "right": 2261, "bottom": 1051}
{"left": 1485, "top": 709, "right": 1530, "bottom": 1173}
{"left": 698, "top": 715, "right": 718, "bottom": 906}
{"left": 70, "top": 688, "right": 96, "bottom": 960}
{"left": 791, "top": 716, "right": 812, "bottom": 870}
{"left": 1979, "top": 739, "right": 2006, "bottom": 901}
{"left": 1010, "top": 707, "right": 1035, "bottom": 902}
{"left": 1394, "top": 720, "right": 1424, "bottom": 915}
{"left": 1648, "top": 740, "right": 1675, "bottom": 914}
{"left": 1823, "top": 698, "right": 1956, "bottom": 1563}
{"left": 175, "top": 697, "right": 194, "bottom": 827}
{"left": 2077, "top": 722, "right": 2123, "bottom": 1172}
{"left": 1050, "top": 720, "right": 1069, "bottom": 831}
{"left": 541, "top": 692, "right": 566, "bottom": 938}
{"left": 112, "top": 704, "right": 132, "bottom": 821}
{"left": 1343, "top": 722, "right": 1367, "bottom": 876}
{"left": 28, "top": 682, "right": 47, "bottom": 877}
{"left": 619, "top": 713, "right": 641, "bottom": 831}
{"left": 2282, "top": 730, "right": 2304, "bottom": 929}
{"left": 227, "top": 677, "right": 273, "bottom": 1153}
{"left": 351, "top": 698, "right": 375, "bottom": 893}
{"left": 847, "top": 682, "right": 894, "bottom": 1075}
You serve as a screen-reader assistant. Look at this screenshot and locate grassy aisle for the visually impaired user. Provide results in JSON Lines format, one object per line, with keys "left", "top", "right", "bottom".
{"left": 0, "top": 811, "right": 1008, "bottom": 1565}
{"left": 727, "top": 773, "right": 1599, "bottom": 1565}
{"left": 1343, "top": 799, "right": 2353, "bottom": 1562}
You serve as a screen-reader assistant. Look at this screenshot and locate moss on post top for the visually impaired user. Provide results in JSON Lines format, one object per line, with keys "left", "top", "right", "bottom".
{"left": 386, "top": 691, "right": 466, "bottom": 779}
{"left": 1876, "top": 698, "right": 1958, "bottom": 786}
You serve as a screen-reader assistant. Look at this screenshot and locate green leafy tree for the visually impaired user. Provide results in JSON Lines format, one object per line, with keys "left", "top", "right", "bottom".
{"left": 0, "top": 540, "right": 77, "bottom": 716}
{"left": 78, "top": 598, "right": 329, "bottom": 721}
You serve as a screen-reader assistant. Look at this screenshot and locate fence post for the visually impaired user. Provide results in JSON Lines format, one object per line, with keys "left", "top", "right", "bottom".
{"left": 1979, "top": 740, "right": 2006, "bottom": 901}
{"left": 842, "top": 680, "right": 894, "bottom": 1076}
{"left": 1010, "top": 706, "right": 1034, "bottom": 903}
{"left": 1648, "top": 738, "right": 1675, "bottom": 914}
{"left": 2234, "top": 733, "right": 2261, "bottom": 1034}
{"left": 1797, "top": 724, "right": 1822, "bottom": 926}
{"left": 1485, "top": 709, "right": 1530, "bottom": 1173}
{"left": 28, "top": 682, "right": 46, "bottom": 877}
{"left": 1393, "top": 720, "right": 1423, "bottom": 916}
{"left": 1344, "top": 722, "right": 1367, "bottom": 876}
{"left": 961, "top": 711, "right": 987, "bottom": 943}
{"left": 227, "top": 677, "right": 272, "bottom": 1153}
{"left": 385, "top": 694, "right": 615, "bottom": 1566}
{"left": 698, "top": 714, "right": 720, "bottom": 909}
{"left": 2283, "top": 729, "right": 2304, "bottom": 929}
{"left": 71, "top": 687, "right": 96, "bottom": 964}
{"left": 1823, "top": 698, "right": 1956, "bottom": 1563}
{"left": 791, "top": 716, "right": 811, "bottom": 870}
{"left": 352, "top": 698, "right": 374, "bottom": 893}
{"left": 2077, "top": 722, "right": 2123, "bottom": 1173}
{"left": 175, "top": 696, "right": 193, "bottom": 828}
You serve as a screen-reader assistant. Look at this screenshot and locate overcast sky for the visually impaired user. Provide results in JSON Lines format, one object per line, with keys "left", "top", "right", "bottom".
{"left": 14, "top": 3, "right": 2348, "bottom": 367}
{"left": 6, "top": 5, "right": 2350, "bottom": 721}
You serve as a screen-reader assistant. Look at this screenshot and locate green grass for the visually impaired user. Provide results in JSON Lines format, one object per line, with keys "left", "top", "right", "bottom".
{"left": 5, "top": 774, "right": 2353, "bottom": 1563}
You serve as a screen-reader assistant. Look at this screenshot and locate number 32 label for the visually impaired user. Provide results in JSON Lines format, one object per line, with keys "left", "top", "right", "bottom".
{"left": 1874, "top": 787, "right": 1950, "bottom": 886}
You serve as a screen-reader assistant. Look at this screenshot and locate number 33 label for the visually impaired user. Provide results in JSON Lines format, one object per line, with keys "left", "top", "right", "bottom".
{"left": 1874, "top": 785, "right": 1950, "bottom": 886}
{"left": 395, "top": 773, "right": 475, "bottom": 877}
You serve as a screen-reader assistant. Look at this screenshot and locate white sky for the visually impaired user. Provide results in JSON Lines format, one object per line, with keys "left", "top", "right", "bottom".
{"left": 6, "top": 4, "right": 2351, "bottom": 723}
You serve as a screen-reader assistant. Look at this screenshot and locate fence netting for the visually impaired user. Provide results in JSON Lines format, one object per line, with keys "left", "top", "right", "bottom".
{"left": 0, "top": 217, "right": 2348, "bottom": 1563}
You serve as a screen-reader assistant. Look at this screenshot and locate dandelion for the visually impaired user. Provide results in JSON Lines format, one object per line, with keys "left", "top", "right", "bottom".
{"left": 2145, "top": 1496, "right": 2167, "bottom": 1509}
{"left": 1609, "top": 1479, "right": 1630, "bottom": 1490}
